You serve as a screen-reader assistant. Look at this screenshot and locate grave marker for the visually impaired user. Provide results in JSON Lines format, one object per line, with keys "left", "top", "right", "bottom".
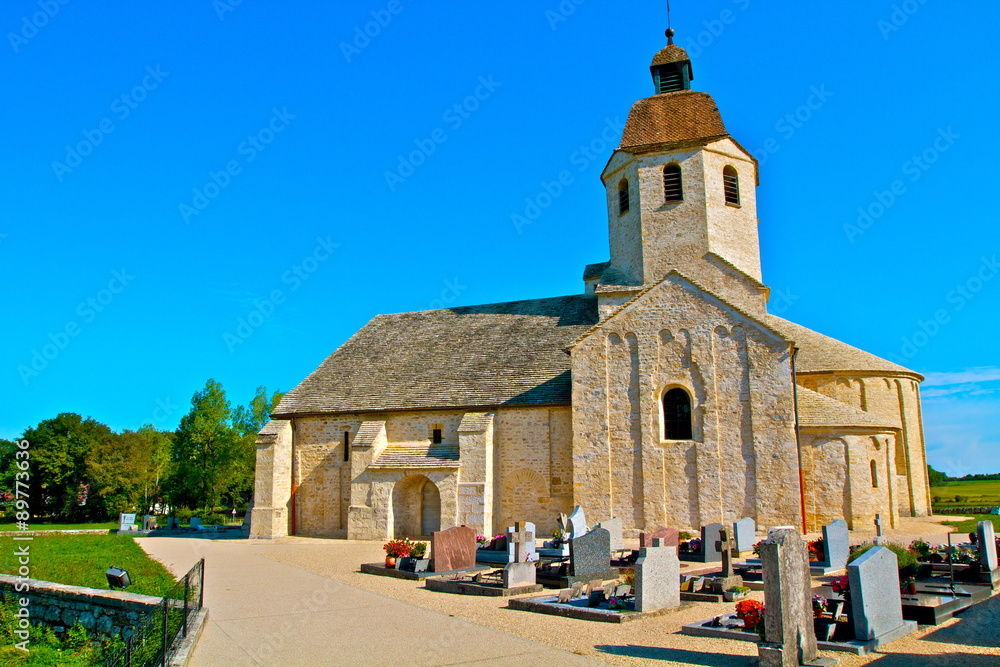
{"left": 977, "top": 521, "right": 998, "bottom": 573}
{"left": 734, "top": 517, "right": 756, "bottom": 553}
{"left": 566, "top": 506, "right": 587, "bottom": 539}
{"left": 596, "top": 517, "right": 624, "bottom": 553}
{"left": 640, "top": 527, "right": 678, "bottom": 548}
{"left": 847, "top": 546, "right": 916, "bottom": 647}
{"left": 758, "top": 528, "right": 820, "bottom": 667}
{"left": 430, "top": 526, "right": 478, "bottom": 573}
{"left": 634, "top": 538, "right": 681, "bottom": 612}
{"left": 570, "top": 527, "right": 611, "bottom": 578}
{"left": 119, "top": 513, "right": 136, "bottom": 532}
{"left": 811, "top": 520, "right": 850, "bottom": 575}
{"left": 874, "top": 514, "right": 887, "bottom": 546}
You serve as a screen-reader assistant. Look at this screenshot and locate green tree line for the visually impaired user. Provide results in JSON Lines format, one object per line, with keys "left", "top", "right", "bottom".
{"left": 0, "top": 380, "right": 281, "bottom": 521}
{"left": 927, "top": 465, "right": 1000, "bottom": 486}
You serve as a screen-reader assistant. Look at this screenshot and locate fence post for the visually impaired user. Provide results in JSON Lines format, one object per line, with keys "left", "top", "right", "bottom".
{"left": 125, "top": 634, "right": 132, "bottom": 667}
{"left": 183, "top": 571, "right": 190, "bottom": 638}
{"left": 198, "top": 558, "right": 205, "bottom": 610}
{"left": 161, "top": 596, "right": 169, "bottom": 666}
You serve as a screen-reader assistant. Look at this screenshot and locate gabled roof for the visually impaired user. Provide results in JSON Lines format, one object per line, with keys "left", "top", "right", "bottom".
{"left": 797, "top": 387, "right": 900, "bottom": 430}
{"left": 273, "top": 295, "right": 599, "bottom": 416}
{"left": 767, "top": 315, "right": 922, "bottom": 379}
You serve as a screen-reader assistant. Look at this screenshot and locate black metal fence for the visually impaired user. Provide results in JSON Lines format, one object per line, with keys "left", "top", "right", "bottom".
{"left": 103, "top": 558, "right": 205, "bottom": 667}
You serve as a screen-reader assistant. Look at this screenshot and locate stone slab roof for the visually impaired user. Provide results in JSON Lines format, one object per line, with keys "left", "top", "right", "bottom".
{"left": 274, "top": 295, "right": 599, "bottom": 416}
{"left": 458, "top": 412, "right": 493, "bottom": 433}
{"left": 369, "top": 444, "right": 461, "bottom": 469}
{"left": 255, "top": 420, "right": 288, "bottom": 445}
{"left": 797, "top": 387, "right": 900, "bottom": 430}
{"left": 767, "top": 315, "right": 921, "bottom": 379}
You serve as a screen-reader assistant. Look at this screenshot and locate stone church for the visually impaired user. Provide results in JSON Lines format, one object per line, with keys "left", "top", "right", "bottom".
{"left": 251, "top": 35, "right": 931, "bottom": 541}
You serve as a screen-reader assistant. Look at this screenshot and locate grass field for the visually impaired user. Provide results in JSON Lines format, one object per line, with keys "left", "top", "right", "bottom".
{"left": 942, "top": 514, "right": 1000, "bottom": 534}
{"left": 931, "top": 479, "right": 1000, "bottom": 508}
{"left": 0, "top": 521, "right": 117, "bottom": 531}
{"left": 0, "top": 534, "right": 177, "bottom": 597}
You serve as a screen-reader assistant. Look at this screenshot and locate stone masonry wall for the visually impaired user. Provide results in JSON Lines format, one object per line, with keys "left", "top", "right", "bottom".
{"left": 0, "top": 575, "right": 159, "bottom": 640}
{"left": 572, "top": 273, "right": 801, "bottom": 536}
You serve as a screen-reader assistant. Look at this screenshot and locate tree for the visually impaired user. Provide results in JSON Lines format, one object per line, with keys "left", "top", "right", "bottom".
{"left": 927, "top": 465, "right": 948, "bottom": 488}
{"left": 87, "top": 427, "right": 173, "bottom": 517}
{"left": 228, "top": 387, "right": 284, "bottom": 507}
{"left": 168, "top": 380, "right": 237, "bottom": 511}
{"left": 21, "top": 414, "right": 113, "bottom": 520}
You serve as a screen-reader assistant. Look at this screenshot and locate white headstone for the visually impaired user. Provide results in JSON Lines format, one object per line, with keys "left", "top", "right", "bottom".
{"left": 507, "top": 522, "right": 538, "bottom": 563}
{"left": 566, "top": 506, "right": 587, "bottom": 540}
{"left": 821, "top": 519, "right": 850, "bottom": 570}
{"left": 596, "top": 517, "right": 624, "bottom": 552}
{"left": 119, "top": 513, "right": 137, "bottom": 532}
{"left": 978, "top": 521, "right": 998, "bottom": 572}
{"left": 733, "top": 517, "right": 756, "bottom": 553}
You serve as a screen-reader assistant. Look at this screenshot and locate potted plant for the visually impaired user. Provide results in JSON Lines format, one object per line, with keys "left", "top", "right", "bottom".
{"left": 383, "top": 538, "right": 413, "bottom": 568}
{"left": 900, "top": 576, "right": 917, "bottom": 595}
{"left": 724, "top": 585, "right": 751, "bottom": 602}
{"left": 735, "top": 599, "right": 765, "bottom": 639}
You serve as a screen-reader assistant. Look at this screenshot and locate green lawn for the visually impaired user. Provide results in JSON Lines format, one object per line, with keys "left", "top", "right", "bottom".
{"left": 0, "top": 521, "right": 117, "bottom": 532}
{"left": 941, "top": 514, "right": 1000, "bottom": 534}
{"left": 0, "top": 534, "right": 177, "bottom": 597}
{"left": 931, "top": 479, "right": 1000, "bottom": 508}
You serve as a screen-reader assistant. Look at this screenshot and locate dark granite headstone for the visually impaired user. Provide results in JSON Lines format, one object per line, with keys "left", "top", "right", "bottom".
{"left": 570, "top": 527, "right": 612, "bottom": 577}
{"left": 430, "top": 526, "right": 477, "bottom": 573}
{"left": 640, "top": 527, "right": 679, "bottom": 548}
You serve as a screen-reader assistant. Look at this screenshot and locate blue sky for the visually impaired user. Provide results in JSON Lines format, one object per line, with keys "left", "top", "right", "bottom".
{"left": 1, "top": 1, "right": 997, "bottom": 476}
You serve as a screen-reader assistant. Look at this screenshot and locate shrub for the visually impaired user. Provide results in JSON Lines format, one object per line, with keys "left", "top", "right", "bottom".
{"left": 848, "top": 542, "right": 919, "bottom": 579}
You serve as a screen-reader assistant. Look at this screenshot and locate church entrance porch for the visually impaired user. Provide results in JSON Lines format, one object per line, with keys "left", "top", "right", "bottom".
{"left": 391, "top": 474, "right": 441, "bottom": 538}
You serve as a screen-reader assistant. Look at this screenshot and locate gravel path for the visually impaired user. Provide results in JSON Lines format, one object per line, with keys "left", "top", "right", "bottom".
{"left": 254, "top": 516, "right": 1000, "bottom": 666}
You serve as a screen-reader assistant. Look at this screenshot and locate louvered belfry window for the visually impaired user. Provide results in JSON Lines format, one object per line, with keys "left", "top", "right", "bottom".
{"left": 663, "top": 164, "right": 683, "bottom": 203}
{"left": 663, "top": 388, "right": 693, "bottom": 440}
{"left": 618, "top": 180, "right": 630, "bottom": 215}
{"left": 657, "top": 70, "right": 684, "bottom": 94}
{"left": 724, "top": 166, "right": 741, "bottom": 206}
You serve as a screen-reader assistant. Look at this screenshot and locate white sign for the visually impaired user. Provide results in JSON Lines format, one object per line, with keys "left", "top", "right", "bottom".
{"left": 119, "top": 513, "right": 137, "bottom": 531}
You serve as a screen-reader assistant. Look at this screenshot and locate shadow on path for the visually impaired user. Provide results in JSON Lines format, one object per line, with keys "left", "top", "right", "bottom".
{"left": 921, "top": 592, "right": 1000, "bottom": 648}
{"left": 594, "top": 645, "right": 750, "bottom": 665}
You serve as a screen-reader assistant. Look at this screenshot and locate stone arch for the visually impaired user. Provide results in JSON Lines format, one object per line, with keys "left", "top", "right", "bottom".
{"left": 391, "top": 474, "right": 441, "bottom": 538}
{"left": 499, "top": 468, "right": 551, "bottom": 533}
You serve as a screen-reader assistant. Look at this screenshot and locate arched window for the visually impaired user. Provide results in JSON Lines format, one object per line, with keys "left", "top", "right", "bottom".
{"left": 618, "top": 179, "right": 630, "bottom": 215}
{"left": 870, "top": 460, "right": 879, "bottom": 488}
{"left": 663, "top": 164, "right": 683, "bottom": 203}
{"left": 723, "top": 166, "right": 741, "bottom": 206}
{"left": 662, "top": 388, "right": 693, "bottom": 440}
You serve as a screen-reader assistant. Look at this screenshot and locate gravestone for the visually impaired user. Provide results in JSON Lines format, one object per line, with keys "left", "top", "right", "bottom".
{"left": 570, "top": 527, "right": 611, "bottom": 577}
{"left": 430, "top": 526, "right": 478, "bottom": 573}
{"left": 507, "top": 522, "right": 538, "bottom": 563}
{"left": 190, "top": 517, "right": 204, "bottom": 530}
{"left": 566, "top": 506, "right": 587, "bottom": 539}
{"left": 874, "top": 514, "right": 887, "bottom": 546}
{"left": 977, "top": 521, "right": 998, "bottom": 572}
{"left": 634, "top": 538, "right": 681, "bottom": 612}
{"left": 819, "top": 520, "right": 850, "bottom": 572}
{"left": 142, "top": 515, "right": 157, "bottom": 531}
{"left": 166, "top": 517, "right": 180, "bottom": 530}
{"left": 709, "top": 528, "right": 744, "bottom": 594}
{"left": 614, "top": 585, "right": 631, "bottom": 598}
{"left": 596, "top": 517, "right": 624, "bottom": 552}
{"left": 640, "top": 527, "right": 678, "bottom": 548}
{"left": 758, "top": 528, "right": 820, "bottom": 667}
{"left": 734, "top": 517, "right": 756, "bottom": 553}
{"left": 502, "top": 562, "right": 536, "bottom": 588}
{"left": 682, "top": 523, "right": 724, "bottom": 563}
{"left": 587, "top": 589, "right": 605, "bottom": 607}
{"left": 119, "top": 513, "right": 137, "bottom": 532}
{"left": 848, "top": 546, "right": 915, "bottom": 646}
{"left": 557, "top": 589, "right": 573, "bottom": 604}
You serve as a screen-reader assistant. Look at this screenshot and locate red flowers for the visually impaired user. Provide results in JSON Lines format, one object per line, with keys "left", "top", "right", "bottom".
{"left": 383, "top": 538, "right": 414, "bottom": 558}
{"left": 831, "top": 575, "right": 850, "bottom": 595}
{"left": 735, "top": 599, "right": 765, "bottom": 632}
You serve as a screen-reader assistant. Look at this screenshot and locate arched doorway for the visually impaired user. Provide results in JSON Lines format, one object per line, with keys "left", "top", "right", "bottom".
{"left": 391, "top": 475, "right": 441, "bottom": 538}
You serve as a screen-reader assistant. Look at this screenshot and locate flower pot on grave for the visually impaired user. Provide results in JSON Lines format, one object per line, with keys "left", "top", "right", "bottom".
{"left": 904, "top": 582, "right": 917, "bottom": 595}
{"left": 724, "top": 591, "right": 747, "bottom": 602}
{"left": 385, "top": 556, "right": 397, "bottom": 569}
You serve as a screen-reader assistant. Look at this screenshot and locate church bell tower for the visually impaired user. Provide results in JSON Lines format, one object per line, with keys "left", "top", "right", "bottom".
{"left": 590, "top": 29, "right": 765, "bottom": 314}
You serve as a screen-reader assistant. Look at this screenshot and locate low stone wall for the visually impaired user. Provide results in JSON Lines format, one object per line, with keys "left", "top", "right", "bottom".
{"left": 0, "top": 574, "right": 160, "bottom": 639}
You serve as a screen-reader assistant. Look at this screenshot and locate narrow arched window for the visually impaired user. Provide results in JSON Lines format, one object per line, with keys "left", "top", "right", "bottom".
{"left": 723, "top": 166, "right": 741, "bottom": 206}
{"left": 343, "top": 430, "right": 351, "bottom": 462}
{"left": 663, "top": 388, "right": 693, "bottom": 440}
{"left": 870, "top": 460, "right": 879, "bottom": 488}
{"left": 618, "top": 179, "right": 630, "bottom": 215}
{"left": 663, "top": 164, "right": 683, "bottom": 203}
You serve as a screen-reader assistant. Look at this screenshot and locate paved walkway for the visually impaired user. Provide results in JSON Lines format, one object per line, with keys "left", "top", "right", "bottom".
{"left": 138, "top": 536, "right": 599, "bottom": 667}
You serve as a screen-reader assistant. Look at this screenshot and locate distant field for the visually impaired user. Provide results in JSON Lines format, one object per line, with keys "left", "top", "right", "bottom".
{"left": 931, "top": 479, "right": 1000, "bottom": 508}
